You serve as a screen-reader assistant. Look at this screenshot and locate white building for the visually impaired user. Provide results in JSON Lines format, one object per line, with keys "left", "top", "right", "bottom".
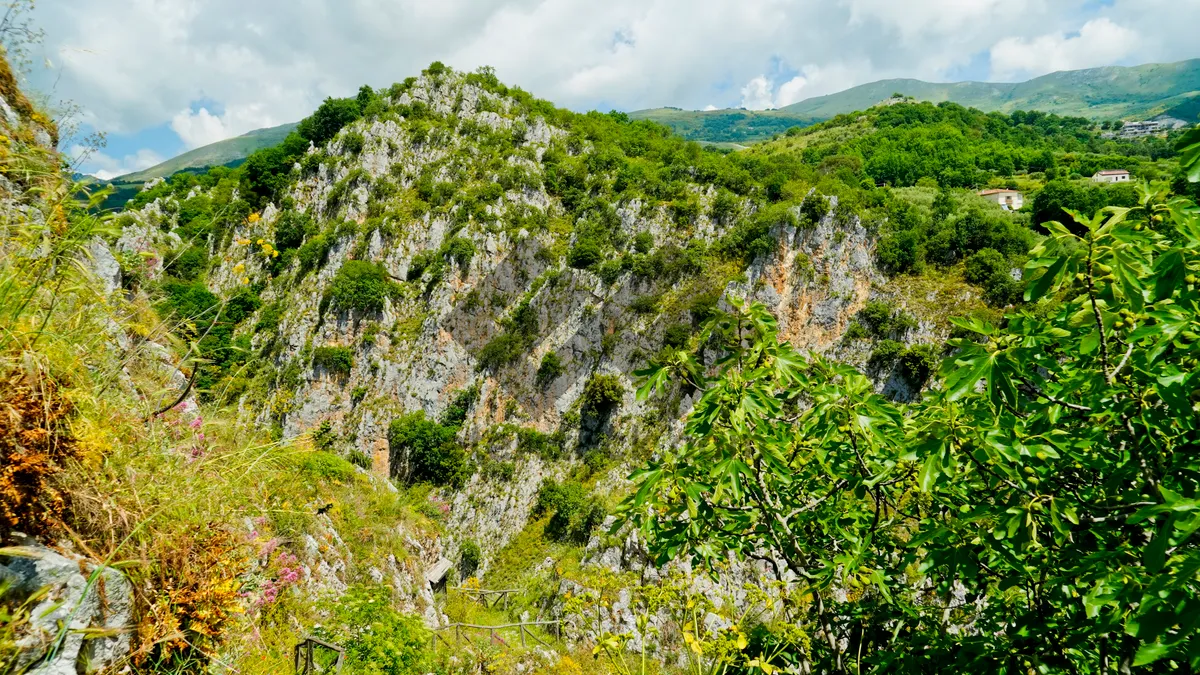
{"left": 1117, "top": 118, "right": 1189, "bottom": 139}
{"left": 978, "top": 188, "right": 1024, "bottom": 211}
{"left": 1092, "top": 169, "right": 1131, "bottom": 183}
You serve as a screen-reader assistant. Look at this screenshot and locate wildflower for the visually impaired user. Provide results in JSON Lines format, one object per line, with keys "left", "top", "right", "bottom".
{"left": 189, "top": 417, "right": 203, "bottom": 429}
{"left": 241, "top": 277, "right": 250, "bottom": 285}
{"left": 237, "top": 238, "right": 251, "bottom": 246}
{"left": 248, "top": 212, "right": 261, "bottom": 223}
{"left": 256, "top": 238, "right": 264, "bottom": 245}
{"left": 234, "top": 263, "right": 245, "bottom": 273}
{"left": 272, "top": 251, "right": 279, "bottom": 258}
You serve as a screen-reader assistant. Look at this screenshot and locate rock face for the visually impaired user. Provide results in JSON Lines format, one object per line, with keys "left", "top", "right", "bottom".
{"left": 1, "top": 539, "right": 134, "bottom": 675}
{"left": 111, "top": 69, "right": 957, "bottom": 588}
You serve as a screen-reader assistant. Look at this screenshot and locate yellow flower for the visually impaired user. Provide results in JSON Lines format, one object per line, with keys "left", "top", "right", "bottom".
{"left": 256, "top": 238, "right": 264, "bottom": 245}
{"left": 272, "top": 251, "right": 280, "bottom": 258}
{"left": 248, "top": 212, "right": 261, "bottom": 223}
{"left": 237, "top": 238, "right": 250, "bottom": 246}
{"left": 241, "top": 277, "right": 250, "bottom": 285}
{"left": 234, "top": 263, "right": 245, "bottom": 273}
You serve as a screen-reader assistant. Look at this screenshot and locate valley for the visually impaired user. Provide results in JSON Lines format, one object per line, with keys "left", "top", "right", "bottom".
{"left": 4, "top": 31, "right": 1200, "bottom": 675}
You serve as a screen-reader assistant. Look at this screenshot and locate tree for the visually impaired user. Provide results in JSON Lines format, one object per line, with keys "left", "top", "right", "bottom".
{"left": 624, "top": 182, "right": 1200, "bottom": 672}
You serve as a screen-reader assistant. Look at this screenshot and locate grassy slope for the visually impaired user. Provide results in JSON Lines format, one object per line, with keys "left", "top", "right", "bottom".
{"left": 117, "top": 122, "right": 299, "bottom": 182}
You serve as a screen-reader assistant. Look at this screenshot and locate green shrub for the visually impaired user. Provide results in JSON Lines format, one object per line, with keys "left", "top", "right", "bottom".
{"left": 444, "top": 236, "right": 476, "bottom": 269}
{"left": 326, "top": 260, "right": 396, "bottom": 315}
{"left": 313, "top": 421, "right": 338, "bottom": 451}
{"left": 633, "top": 231, "right": 654, "bottom": 253}
{"left": 898, "top": 344, "right": 938, "bottom": 387}
{"left": 534, "top": 479, "right": 605, "bottom": 544}
{"left": 459, "top": 540, "right": 482, "bottom": 580}
{"left": 630, "top": 294, "right": 660, "bottom": 315}
{"left": 314, "top": 585, "right": 432, "bottom": 675}
{"left": 313, "top": 346, "right": 354, "bottom": 376}
{"left": 477, "top": 333, "right": 524, "bottom": 371}
{"left": 567, "top": 239, "right": 603, "bottom": 269}
{"left": 868, "top": 340, "right": 906, "bottom": 371}
{"left": 387, "top": 411, "right": 469, "bottom": 488}
{"left": 596, "top": 259, "right": 623, "bottom": 284}
{"left": 844, "top": 321, "right": 869, "bottom": 340}
{"left": 688, "top": 292, "right": 721, "bottom": 324}
{"left": 165, "top": 245, "right": 208, "bottom": 281}
{"left": 964, "top": 248, "right": 1008, "bottom": 285}
{"left": 351, "top": 386, "right": 368, "bottom": 405}
{"left": 663, "top": 323, "right": 691, "bottom": 349}
{"left": 301, "top": 451, "right": 357, "bottom": 483}
{"left": 858, "top": 300, "right": 916, "bottom": 339}
{"left": 982, "top": 271, "right": 1023, "bottom": 307}
{"left": 517, "top": 428, "right": 564, "bottom": 460}
{"left": 255, "top": 302, "right": 284, "bottom": 333}
{"left": 342, "top": 131, "right": 365, "bottom": 154}
{"left": 440, "top": 384, "right": 480, "bottom": 429}
{"left": 297, "top": 234, "right": 332, "bottom": 274}
{"left": 536, "top": 352, "right": 566, "bottom": 388}
{"left": 582, "top": 373, "right": 623, "bottom": 420}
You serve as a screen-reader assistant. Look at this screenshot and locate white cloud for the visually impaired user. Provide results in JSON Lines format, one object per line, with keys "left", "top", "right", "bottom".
{"left": 739, "top": 75, "right": 774, "bottom": 110}
{"left": 171, "top": 103, "right": 278, "bottom": 149}
{"left": 70, "top": 145, "right": 163, "bottom": 180}
{"left": 703, "top": 104, "right": 717, "bottom": 111}
{"left": 990, "top": 18, "right": 1141, "bottom": 80}
{"left": 25, "top": 0, "right": 1200, "bottom": 157}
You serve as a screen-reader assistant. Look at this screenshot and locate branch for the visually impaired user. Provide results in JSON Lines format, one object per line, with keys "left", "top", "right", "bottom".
{"left": 1016, "top": 375, "right": 1092, "bottom": 412}
{"left": 1109, "top": 341, "right": 1135, "bottom": 383}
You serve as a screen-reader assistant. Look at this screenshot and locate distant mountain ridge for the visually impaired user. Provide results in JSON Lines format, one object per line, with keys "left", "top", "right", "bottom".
{"left": 115, "top": 122, "right": 298, "bottom": 182}
{"left": 112, "top": 58, "right": 1200, "bottom": 184}
{"left": 632, "top": 58, "right": 1200, "bottom": 143}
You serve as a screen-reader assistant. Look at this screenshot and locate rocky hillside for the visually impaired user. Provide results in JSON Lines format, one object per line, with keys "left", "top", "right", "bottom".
{"left": 112, "top": 64, "right": 997, "bottom": 584}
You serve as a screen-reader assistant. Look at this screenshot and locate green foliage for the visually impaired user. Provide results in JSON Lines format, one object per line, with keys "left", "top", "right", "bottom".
{"left": 867, "top": 339, "right": 905, "bottom": 370}
{"left": 581, "top": 373, "right": 623, "bottom": 422}
{"left": 858, "top": 300, "right": 916, "bottom": 339}
{"left": 387, "top": 412, "right": 469, "bottom": 488}
{"left": 164, "top": 245, "right": 209, "bottom": 281}
{"left": 477, "top": 297, "right": 541, "bottom": 372}
{"left": 536, "top": 352, "right": 566, "bottom": 388}
{"left": 517, "top": 427, "right": 564, "bottom": 461}
{"left": 533, "top": 479, "right": 605, "bottom": 544}
{"left": 459, "top": 540, "right": 482, "bottom": 580}
{"left": 896, "top": 343, "right": 936, "bottom": 386}
{"left": 314, "top": 585, "right": 432, "bottom": 675}
{"left": 662, "top": 323, "right": 691, "bottom": 349}
{"left": 313, "top": 346, "right": 354, "bottom": 376}
{"left": 477, "top": 333, "right": 524, "bottom": 372}
{"left": 625, "top": 188, "right": 1200, "bottom": 671}
{"left": 325, "top": 260, "right": 397, "bottom": 315}
{"left": 297, "top": 234, "right": 332, "bottom": 275}
{"left": 1032, "top": 179, "right": 1141, "bottom": 227}
{"left": 300, "top": 451, "right": 358, "bottom": 483}
{"left": 440, "top": 383, "right": 480, "bottom": 429}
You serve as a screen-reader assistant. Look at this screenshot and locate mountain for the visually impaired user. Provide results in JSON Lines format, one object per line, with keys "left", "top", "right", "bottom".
{"left": 783, "top": 59, "right": 1200, "bottom": 120}
{"left": 632, "top": 58, "right": 1200, "bottom": 143}
{"left": 115, "top": 121, "right": 298, "bottom": 182}
{"left": 13, "top": 54, "right": 1200, "bottom": 674}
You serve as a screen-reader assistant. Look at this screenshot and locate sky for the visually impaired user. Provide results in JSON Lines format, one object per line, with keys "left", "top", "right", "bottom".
{"left": 24, "top": 0, "right": 1200, "bottom": 179}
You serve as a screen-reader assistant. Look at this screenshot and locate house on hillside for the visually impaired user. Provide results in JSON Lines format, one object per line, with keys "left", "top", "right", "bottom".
{"left": 978, "top": 188, "right": 1024, "bottom": 211}
{"left": 1092, "top": 169, "right": 1131, "bottom": 184}
{"left": 1118, "top": 118, "right": 1188, "bottom": 139}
